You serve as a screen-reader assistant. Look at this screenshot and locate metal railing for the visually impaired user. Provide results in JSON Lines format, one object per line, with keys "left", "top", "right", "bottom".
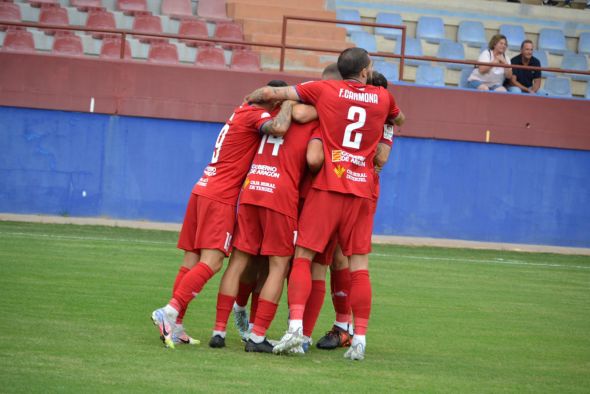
{"left": 2, "top": 18, "right": 589, "bottom": 81}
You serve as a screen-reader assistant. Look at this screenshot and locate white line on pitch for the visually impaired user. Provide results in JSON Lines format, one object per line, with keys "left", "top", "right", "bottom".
{"left": 0, "top": 231, "right": 172, "bottom": 246}
{"left": 371, "top": 253, "right": 590, "bottom": 270}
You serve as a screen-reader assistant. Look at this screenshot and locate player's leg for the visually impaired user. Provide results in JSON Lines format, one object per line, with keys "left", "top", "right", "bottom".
{"left": 345, "top": 253, "right": 370, "bottom": 361}
{"left": 209, "top": 248, "right": 252, "bottom": 348}
{"left": 169, "top": 251, "right": 201, "bottom": 345}
{"left": 301, "top": 262, "right": 327, "bottom": 351}
{"left": 249, "top": 256, "right": 268, "bottom": 333}
{"left": 246, "top": 255, "right": 290, "bottom": 353}
{"left": 317, "top": 245, "right": 353, "bottom": 349}
{"left": 233, "top": 261, "right": 258, "bottom": 339}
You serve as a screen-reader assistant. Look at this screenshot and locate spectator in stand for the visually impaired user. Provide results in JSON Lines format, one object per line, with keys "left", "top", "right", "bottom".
{"left": 467, "top": 34, "right": 512, "bottom": 92}
{"left": 508, "top": 40, "right": 544, "bottom": 94}
{"left": 564, "top": 0, "right": 590, "bottom": 8}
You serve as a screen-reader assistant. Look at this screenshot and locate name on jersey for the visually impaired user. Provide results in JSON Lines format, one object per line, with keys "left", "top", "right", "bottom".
{"left": 332, "top": 150, "right": 366, "bottom": 167}
{"left": 338, "top": 89, "right": 379, "bottom": 104}
{"left": 246, "top": 179, "right": 276, "bottom": 193}
{"left": 248, "top": 164, "right": 281, "bottom": 179}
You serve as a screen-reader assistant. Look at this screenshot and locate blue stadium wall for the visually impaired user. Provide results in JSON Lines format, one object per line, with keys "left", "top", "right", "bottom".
{"left": 1, "top": 106, "right": 589, "bottom": 247}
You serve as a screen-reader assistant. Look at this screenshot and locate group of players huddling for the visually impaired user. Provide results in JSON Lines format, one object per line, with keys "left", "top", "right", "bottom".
{"left": 151, "top": 47, "right": 405, "bottom": 360}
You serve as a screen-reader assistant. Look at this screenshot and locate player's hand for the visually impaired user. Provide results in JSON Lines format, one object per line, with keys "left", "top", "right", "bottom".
{"left": 244, "top": 87, "right": 268, "bottom": 104}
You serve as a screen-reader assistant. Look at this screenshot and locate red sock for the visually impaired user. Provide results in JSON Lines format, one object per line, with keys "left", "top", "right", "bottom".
{"left": 173, "top": 266, "right": 191, "bottom": 323}
{"left": 214, "top": 293, "right": 236, "bottom": 332}
{"left": 331, "top": 267, "right": 352, "bottom": 322}
{"left": 173, "top": 266, "right": 190, "bottom": 295}
{"left": 249, "top": 292, "right": 260, "bottom": 325}
{"left": 349, "top": 270, "right": 371, "bottom": 335}
{"left": 236, "top": 281, "right": 255, "bottom": 308}
{"left": 172, "top": 262, "right": 215, "bottom": 312}
{"left": 302, "top": 280, "right": 326, "bottom": 337}
{"left": 287, "top": 257, "right": 312, "bottom": 320}
{"left": 252, "top": 298, "right": 279, "bottom": 337}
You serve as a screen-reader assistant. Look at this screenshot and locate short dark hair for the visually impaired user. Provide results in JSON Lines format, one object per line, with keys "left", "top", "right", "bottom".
{"left": 321, "top": 63, "right": 342, "bottom": 80}
{"left": 337, "top": 47, "right": 370, "bottom": 80}
{"left": 520, "top": 39, "right": 534, "bottom": 50}
{"left": 369, "top": 71, "right": 388, "bottom": 88}
{"left": 266, "top": 80, "right": 288, "bottom": 87}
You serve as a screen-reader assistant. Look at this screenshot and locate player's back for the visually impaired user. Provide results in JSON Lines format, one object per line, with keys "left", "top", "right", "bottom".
{"left": 240, "top": 120, "right": 318, "bottom": 219}
{"left": 193, "top": 103, "right": 274, "bottom": 205}
{"left": 295, "top": 79, "right": 399, "bottom": 199}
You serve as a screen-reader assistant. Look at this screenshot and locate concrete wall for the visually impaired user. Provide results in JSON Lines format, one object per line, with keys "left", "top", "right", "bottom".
{"left": 2, "top": 106, "right": 589, "bottom": 247}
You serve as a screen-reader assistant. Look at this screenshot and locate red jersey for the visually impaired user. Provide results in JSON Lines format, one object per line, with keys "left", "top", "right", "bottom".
{"left": 239, "top": 120, "right": 319, "bottom": 219}
{"left": 295, "top": 79, "right": 400, "bottom": 199}
{"left": 192, "top": 103, "right": 273, "bottom": 205}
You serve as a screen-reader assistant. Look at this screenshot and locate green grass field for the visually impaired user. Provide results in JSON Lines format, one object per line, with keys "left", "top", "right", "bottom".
{"left": 0, "top": 221, "right": 589, "bottom": 393}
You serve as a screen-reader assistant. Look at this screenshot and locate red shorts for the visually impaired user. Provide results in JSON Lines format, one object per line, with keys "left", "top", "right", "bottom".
{"left": 314, "top": 236, "right": 337, "bottom": 265}
{"left": 297, "top": 189, "right": 374, "bottom": 256}
{"left": 233, "top": 204, "right": 297, "bottom": 257}
{"left": 177, "top": 193, "right": 236, "bottom": 257}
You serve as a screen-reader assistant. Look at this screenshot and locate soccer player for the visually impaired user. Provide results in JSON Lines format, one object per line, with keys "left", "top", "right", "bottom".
{"left": 245, "top": 47, "right": 405, "bottom": 360}
{"left": 298, "top": 71, "right": 395, "bottom": 352}
{"left": 150, "top": 80, "right": 296, "bottom": 349}
{"left": 209, "top": 102, "right": 320, "bottom": 353}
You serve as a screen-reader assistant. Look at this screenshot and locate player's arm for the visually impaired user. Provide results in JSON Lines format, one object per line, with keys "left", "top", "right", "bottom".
{"left": 306, "top": 138, "right": 324, "bottom": 174}
{"left": 374, "top": 142, "right": 392, "bottom": 173}
{"left": 260, "top": 100, "right": 296, "bottom": 137}
{"left": 245, "top": 86, "right": 300, "bottom": 104}
{"left": 292, "top": 104, "right": 318, "bottom": 123}
{"left": 388, "top": 110, "right": 405, "bottom": 127}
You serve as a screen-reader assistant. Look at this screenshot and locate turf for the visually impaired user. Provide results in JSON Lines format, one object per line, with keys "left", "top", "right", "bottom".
{"left": 0, "top": 221, "right": 589, "bottom": 393}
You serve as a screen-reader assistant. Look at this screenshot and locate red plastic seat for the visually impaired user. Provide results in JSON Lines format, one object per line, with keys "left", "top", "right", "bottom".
{"left": 70, "top": 0, "right": 104, "bottom": 11}
{"left": 116, "top": 0, "right": 147, "bottom": 15}
{"left": 230, "top": 49, "right": 260, "bottom": 71}
{"left": 39, "top": 5, "right": 69, "bottom": 35}
{"left": 52, "top": 33, "right": 84, "bottom": 56}
{"left": 85, "top": 9, "right": 116, "bottom": 38}
{"left": 1, "top": 28, "right": 35, "bottom": 52}
{"left": 28, "top": 0, "right": 60, "bottom": 8}
{"left": 195, "top": 46, "right": 226, "bottom": 68}
{"left": 99, "top": 36, "right": 131, "bottom": 59}
{"left": 148, "top": 41, "right": 179, "bottom": 64}
{"left": 132, "top": 13, "right": 163, "bottom": 43}
{"left": 0, "top": 2, "right": 21, "bottom": 30}
{"left": 178, "top": 18, "right": 210, "bottom": 47}
{"left": 214, "top": 21, "right": 245, "bottom": 49}
{"left": 161, "top": 0, "right": 192, "bottom": 19}
{"left": 196, "top": 0, "right": 229, "bottom": 21}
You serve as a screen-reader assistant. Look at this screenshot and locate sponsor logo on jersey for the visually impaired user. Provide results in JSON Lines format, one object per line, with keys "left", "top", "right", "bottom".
{"left": 261, "top": 112, "right": 271, "bottom": 119}
{"left": 243, "top": 178, "right": 250, "bottom": 190}
{"left": 246, "top": 179, "right": 276, "bottom": 193}
{"left": 334, "top": 165, "right": 346, "bottom": 178}
{"left": 204, "top": 166, "right": 217, "bottom": 177}
{"left": 248, "top": 164, "right": 280, "bottom": 178}
{"left": 331, "top": 150, "right": 366, "bottom": 167}
{"left": 346, "top": 169, "right": 367, "bottom": 183}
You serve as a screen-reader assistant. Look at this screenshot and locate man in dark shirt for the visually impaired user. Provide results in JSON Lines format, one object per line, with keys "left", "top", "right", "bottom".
{"left": 509, "top": 40, "right": 542, "bottom": 94}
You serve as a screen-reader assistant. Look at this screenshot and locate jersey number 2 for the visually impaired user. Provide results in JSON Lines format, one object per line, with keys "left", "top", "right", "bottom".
{"left": 343, "top": 106, "right": 366, "bottom": 150}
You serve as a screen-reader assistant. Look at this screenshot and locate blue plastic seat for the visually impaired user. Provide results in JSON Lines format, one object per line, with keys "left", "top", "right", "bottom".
{"left": 375, "top": 12, "right": 402, "bottom": 40}
{"left": 373, "top": 60, "right": 399, "bottom": 82}
{"left": 350, "top": 31, "right": 377, "bottom": 53}
{"left": 538, "top": 28, "right": 567, "bottom": 55}
{"left": 560, "top": 53, "right": 590, "bottom": 81}
{"left": 416, "top": 16, "right": 445, "bottom": 43}
{"left": 499, "top": 24, "right": 525, "bottom": 51}
{"left": 394, "top": 37, "right": 424, "bottom": 66}
{"left": 437, "top": 40, "right": 469, "bottom": 70}
{"left": 415, "top": 64, "right": 445, "bottom": 87}
{"left": 543, "top": 76, "right": 572, "bottom": 98}
{"left": 578, "top": 32, "right": 590, "bottom": 56}
{"left": 458, "top": 68, "right": 473, "bottom": 89}
{"left": 533, "top": 49, "right": 550, "bottom": 77}
{"left": 457, "top": 21, "right": 486, "bottom": 48}
{"left": 336, "top": 9, "right": 362, "bottom": 34}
